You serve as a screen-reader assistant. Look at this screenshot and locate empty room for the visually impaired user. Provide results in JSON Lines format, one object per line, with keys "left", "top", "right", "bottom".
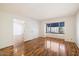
{"left": 0, "top": 3, "right": 79, "bottom": 56}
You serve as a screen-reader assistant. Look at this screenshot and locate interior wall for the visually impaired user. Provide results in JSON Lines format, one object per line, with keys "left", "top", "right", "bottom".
{"left": 0, "top": 12, "right": 40, "bottom": 49}
{"left": 76, "top": 11, "right": 79, "bottom": 48}
{"left": 0, "top": 12, "right": 13, "bottom": 49}
{"left": 40, "top": 15, "right": 76, "bottom": 42}
{"left": 24, "top": 18, "right": 39, "bottom": 41}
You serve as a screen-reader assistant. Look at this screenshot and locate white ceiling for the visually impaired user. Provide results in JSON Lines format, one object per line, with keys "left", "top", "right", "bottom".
{"left": 0, "top": 3, "right": 79, "bottom": 20}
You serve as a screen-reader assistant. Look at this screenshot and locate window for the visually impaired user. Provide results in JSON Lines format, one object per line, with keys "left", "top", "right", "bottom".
{"left": 46, "top": 22, "right": 64, "bottom": 34}
{"left": 13, "top": 19, "right": 24, "bottom": 36}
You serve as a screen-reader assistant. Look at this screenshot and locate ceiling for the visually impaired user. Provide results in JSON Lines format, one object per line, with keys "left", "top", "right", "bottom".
{"left": 0, "top": 3, "right": 79, "bottom": 20}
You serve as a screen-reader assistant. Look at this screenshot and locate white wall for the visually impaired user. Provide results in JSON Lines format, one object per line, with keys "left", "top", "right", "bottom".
{"left": 0, "top": 12, "right": 39, "bottom": 49}
{"left": 24, "top": 18, "right": 39, "bottom": 41}
{"left": 0, "top": 12, "right": 13, "bottom": 49}
{"left": 40, "top": 15, "right": 76, "bottom": 42}
{"left": 76, "top": 11, "right": 79, "bottom": 48}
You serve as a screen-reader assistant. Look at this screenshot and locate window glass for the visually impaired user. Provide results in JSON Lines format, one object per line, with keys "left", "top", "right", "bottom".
{"left": 46, "top": 22, "right": 64, "bottom": 34}
{"left": 13, "top": 19, "right": 24, "bottom": 36}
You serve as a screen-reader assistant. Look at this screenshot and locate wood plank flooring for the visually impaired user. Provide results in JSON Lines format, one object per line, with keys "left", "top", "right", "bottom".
{"left": 0, "top": 37, "right": 79, "bottom": 56}
{"left": 0, "top": 46, "right": 13, "bottom": 56}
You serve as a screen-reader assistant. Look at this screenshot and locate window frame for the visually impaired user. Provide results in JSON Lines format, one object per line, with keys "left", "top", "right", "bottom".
{"left": 46, "top": 22, "right": 64, "bottom": 34}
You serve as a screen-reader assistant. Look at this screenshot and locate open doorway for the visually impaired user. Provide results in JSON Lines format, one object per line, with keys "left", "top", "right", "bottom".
{"left": 13, "top": 19, "right": 25, "bottom": 56}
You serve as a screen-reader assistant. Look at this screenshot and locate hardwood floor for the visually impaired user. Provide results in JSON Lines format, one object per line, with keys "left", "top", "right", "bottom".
{"left": 0, "top": 37, "right": 79, "bottom": 56}
{"left": 65, "top": 42, "right": 79, "bottom": 56}
{"left": 0, "top": 46, "right": 13, "bottom": 56}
